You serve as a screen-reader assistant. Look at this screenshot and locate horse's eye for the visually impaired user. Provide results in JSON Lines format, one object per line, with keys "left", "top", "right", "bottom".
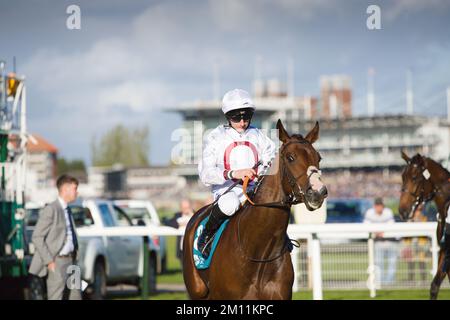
{"left": 287, "top": 155, "right": 295, "bottom": 162}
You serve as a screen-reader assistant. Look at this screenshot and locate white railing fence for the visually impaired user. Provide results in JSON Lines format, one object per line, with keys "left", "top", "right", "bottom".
{"left": 288, "top": 222, "right": 449, "bottom": 299}
{"left": 78, "top": 222, "right": 447, "bottom": 300}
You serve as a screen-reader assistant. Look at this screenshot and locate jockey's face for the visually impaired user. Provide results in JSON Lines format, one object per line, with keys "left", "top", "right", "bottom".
{"left": 230, "top": 118, "right": 250, "bottom": 133}
{"left": 226, "top": 108, "right": 253, "bottom": 133}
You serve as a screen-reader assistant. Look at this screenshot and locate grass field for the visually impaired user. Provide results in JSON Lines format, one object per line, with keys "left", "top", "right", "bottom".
{"left": 143, "top": 290, "right": 450, "bottom": 300}
{"left": 140, "top": 236, "right": 450, "bottom": 300}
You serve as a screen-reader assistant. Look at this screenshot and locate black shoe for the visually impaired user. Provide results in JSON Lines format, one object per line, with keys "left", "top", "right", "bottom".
{"left": 197, "top": 204, "right": 228, "bottom": 259}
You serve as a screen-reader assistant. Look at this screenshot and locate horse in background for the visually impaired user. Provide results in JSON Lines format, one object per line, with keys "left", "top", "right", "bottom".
{"left": 399, "top": 151, "right": 450, "bottom": 300}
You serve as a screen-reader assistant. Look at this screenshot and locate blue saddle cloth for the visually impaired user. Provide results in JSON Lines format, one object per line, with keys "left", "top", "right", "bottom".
{"left": 193, "top": 216, "right": 230, "bottom": 270}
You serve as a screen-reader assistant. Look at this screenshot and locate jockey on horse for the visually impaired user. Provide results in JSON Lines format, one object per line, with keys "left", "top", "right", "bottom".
{"left": 197, "top": 88, "right": 276, "bottom": 258}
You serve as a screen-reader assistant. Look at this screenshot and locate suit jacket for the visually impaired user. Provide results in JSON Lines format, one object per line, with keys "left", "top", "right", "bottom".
{"left": 29, "top": 199, "right": 79, "bottom": 277}
{"left": 165, "top": 212, "right": 183, "bottom": 259}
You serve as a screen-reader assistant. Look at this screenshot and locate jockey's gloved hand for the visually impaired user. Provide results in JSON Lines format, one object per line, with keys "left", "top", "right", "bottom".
{"left": 231, "top": 168, "right": 256, "bottom": 180}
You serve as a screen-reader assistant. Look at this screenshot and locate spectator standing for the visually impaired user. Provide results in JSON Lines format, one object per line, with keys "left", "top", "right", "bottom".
{"left": 364, "top": 197, "right": 399, "bottom": 286}
{"left": 165, "top": 199, "right": 195, "bottom": 263}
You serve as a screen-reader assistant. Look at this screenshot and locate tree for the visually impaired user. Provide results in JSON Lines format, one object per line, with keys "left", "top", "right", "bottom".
{"left": 57, "top": 158, "right": 86, "bottom": 175}
{"left": 91, "top": 124, "right": 150, "bottom": 167}
{"left": 57, "top": 158, "right": 87, "bottom": 182}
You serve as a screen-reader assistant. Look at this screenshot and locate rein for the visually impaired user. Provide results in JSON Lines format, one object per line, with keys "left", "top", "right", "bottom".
{"left": 242, "top": 140, "right": 319, "bottom": 209}
{"left": 236, "top": 140, "right": 319, "bottom": 263}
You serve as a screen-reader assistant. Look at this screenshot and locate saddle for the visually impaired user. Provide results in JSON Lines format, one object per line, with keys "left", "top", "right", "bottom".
{"left": 193, "top": 216, "right": 230, "bottom": 270}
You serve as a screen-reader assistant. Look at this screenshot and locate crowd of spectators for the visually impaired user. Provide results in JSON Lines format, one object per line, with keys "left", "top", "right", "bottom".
{"left": 322, "top": 169, "right": 402, "bottom": 199}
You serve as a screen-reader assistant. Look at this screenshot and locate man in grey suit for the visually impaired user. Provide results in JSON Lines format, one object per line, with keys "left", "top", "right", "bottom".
{"left": 29, "top": 174, "right": 82, "bottom": 300}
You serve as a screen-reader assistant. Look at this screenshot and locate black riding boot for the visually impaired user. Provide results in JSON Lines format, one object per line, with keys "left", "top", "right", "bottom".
{"left": 197, "top": 204, "right": 228, "bottom": 259}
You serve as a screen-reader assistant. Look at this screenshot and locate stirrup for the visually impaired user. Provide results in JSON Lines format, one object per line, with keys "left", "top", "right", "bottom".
{"left": 200, "top": 235, "right": 215, "bottom": 258}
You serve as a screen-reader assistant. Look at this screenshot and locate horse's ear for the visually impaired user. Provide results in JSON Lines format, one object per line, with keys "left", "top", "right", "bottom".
{"left": 416, "top": 153, "right": 425, "bottom": 166}
{"left": 401, "top": 150, "right": 410, "bottom": 164}
{"left": 305, "top": 121, "right": 319, "bottom": 144}
{"left": 276, "top": 119, "right": 290, "bottom": 143}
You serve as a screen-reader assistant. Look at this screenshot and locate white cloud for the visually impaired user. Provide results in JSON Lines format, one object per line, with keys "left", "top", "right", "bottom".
{"left": 96, "top": 80, "right": 174, "bottom": 112}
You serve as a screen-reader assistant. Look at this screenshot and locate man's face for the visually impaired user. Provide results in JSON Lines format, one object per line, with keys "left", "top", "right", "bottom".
{"left": 180, "top": 200, "right": 192, "bottom": 216}
{"left": 374, "top": 204, "right": 384, "bottom": 215}
{"left": 60, "top": 183, "right": 78, "bottom": 203}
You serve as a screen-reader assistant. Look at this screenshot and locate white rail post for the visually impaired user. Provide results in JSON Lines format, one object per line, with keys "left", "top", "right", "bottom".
{"left": 311, "top": 233, "right": 323, "bottom": 300}
{"left": 431, "top": 233, "right": 439, "bottom": 276}
{"left": 307, "top": 234, "right": 313, "bottom": 289}
{"left": 367, "top": 233, "right": 377, "bottom": 298}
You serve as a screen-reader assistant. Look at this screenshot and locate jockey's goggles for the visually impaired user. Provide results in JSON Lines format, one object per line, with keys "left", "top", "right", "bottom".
{"left": 226, "top": 108, "right": 254, "bottom": 123}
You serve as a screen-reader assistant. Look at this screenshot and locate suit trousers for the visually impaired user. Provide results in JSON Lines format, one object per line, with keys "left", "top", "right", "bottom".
{"left": 47, "top": 256, "right": 82, "bottom": 300}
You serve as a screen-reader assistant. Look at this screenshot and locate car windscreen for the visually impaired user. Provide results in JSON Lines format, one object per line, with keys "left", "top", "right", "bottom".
{"left": 117, "top": 207, "right": 150, "bottom": 220}
{"left": 70, "top": 206, "right": 94, "bottom": 228}
{"left": 327, "top": 201, "right": 363, "bottom": 222}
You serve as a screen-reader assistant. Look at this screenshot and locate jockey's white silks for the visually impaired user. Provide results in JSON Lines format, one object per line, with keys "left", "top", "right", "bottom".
{"left": 199, "top": 125, "right": 276, "bottom": 217}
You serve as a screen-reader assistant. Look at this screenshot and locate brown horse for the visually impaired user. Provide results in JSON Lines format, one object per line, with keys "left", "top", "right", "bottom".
{"left": 399, "top": 151, "right": 450, "bottom": 299}
{"left": 183, "top": 120, "right": 327, "bottom": 300}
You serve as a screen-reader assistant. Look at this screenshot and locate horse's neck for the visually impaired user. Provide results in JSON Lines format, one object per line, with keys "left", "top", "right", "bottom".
{"left": 239, "top": 156, "right": 290, "bottom": 255}
{"left": 252, "top": 156, "right": 285, "bottom": 204}
{"left": 426, "top": 159, "right": 450, "bottom": 214}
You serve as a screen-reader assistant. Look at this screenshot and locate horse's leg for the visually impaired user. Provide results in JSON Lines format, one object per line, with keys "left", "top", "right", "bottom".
{"left": 430, "top": 248, "right": 447, "bottom": 300}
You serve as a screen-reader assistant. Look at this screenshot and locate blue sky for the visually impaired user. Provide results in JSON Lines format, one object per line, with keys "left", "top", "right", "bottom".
{"left": 1, "top": 0, "right": 449, "bottom": 165}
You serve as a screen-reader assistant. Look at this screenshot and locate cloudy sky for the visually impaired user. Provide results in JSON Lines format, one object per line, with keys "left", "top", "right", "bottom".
{"left": 1, "top": 0, "right": 449, "bottom": 165}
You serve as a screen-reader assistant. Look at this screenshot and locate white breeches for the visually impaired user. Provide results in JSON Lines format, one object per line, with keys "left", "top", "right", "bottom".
{"left": 214, "top": 186, "right": 247, "bottom": 216}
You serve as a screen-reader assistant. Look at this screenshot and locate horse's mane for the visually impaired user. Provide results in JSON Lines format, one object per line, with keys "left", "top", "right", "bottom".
{"left": 411, "top": 153, "right": 450, "bottom": 176}
{"left": 291, "top": 134, "right": 304, "bottom": 140}
{"left": 425, "top": 156, "right": 450, "bottom": 176}
{"left": 290, "top": 134, "right": 311, "bottom": 144}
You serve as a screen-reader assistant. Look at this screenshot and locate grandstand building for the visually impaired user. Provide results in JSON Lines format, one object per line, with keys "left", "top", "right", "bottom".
{"left": 298, "top": 115, "right": 450, "bottom": 170}
{"left": 168, "top": 78, "right": 450, "bottom": 174}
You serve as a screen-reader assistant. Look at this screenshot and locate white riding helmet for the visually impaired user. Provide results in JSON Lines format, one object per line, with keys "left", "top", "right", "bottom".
{"left": 222, "top": 89, "right": 256, "bottom": 114}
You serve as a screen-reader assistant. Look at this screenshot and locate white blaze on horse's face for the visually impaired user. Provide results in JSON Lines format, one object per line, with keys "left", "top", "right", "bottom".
{"left": 302, "top": 165, "right": 327, "bottom": 211}
{"left": 307, "top": 166, "right": 324, "bottom": 192}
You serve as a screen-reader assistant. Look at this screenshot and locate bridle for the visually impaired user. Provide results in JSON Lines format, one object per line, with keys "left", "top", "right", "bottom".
{"left": 244, "top": 139, "right": 321, "bottom": 209}
{"left": 237, "top": 139, "right": 322, "bottom": 263}
{"left": 401, "top": 163, "right": 435, "bottom": 220}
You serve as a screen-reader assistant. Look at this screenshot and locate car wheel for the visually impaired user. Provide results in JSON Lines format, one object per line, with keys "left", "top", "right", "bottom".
{"left": 28, "top": 275, "right": 47, "bottom": 300}
{"left": 90, "top": 261, "right": 107, "bottom": 300}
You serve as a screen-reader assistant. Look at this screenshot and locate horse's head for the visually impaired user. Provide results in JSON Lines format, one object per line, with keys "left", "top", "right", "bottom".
{"left": 276, "top": 120, "right": 328, "bottom": 211}
{"left": 399, "top": 151, "right": 435, "bottom": 221}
